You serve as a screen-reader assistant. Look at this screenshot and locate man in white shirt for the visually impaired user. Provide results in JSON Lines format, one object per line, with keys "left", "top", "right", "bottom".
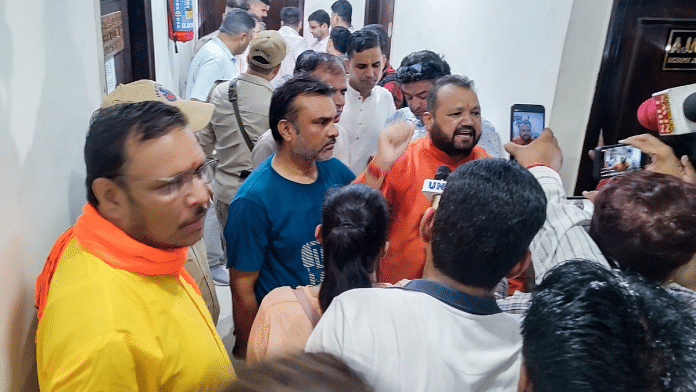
{"left": 307, "top": 10, "right": 330, "bottom": 52}
{"left": 307, "top": 158, "right": 547, "bottom": 392}
{"left": 272, "top": 6, "right": 308, "bottom": 88}
{"left": 186, "top": 9, "right": 256, "bottom": 101}
{"left": 338, "top": 29, "right": 396, "bottom": 173}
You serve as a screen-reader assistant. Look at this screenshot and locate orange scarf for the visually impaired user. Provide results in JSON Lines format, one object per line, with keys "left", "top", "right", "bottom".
{"left": 35, "top": 203, "right": 200, "bottom": 320}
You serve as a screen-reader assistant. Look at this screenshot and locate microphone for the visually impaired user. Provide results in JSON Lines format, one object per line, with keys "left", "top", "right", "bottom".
{"left": 421, "top": 166, "right": 451, "bottom": 209}
{"left": 636, "top": 82, "right": 696, "bottom": 135}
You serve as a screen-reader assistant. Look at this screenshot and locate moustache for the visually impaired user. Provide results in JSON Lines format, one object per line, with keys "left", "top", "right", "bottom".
{"left": 454, "top": 125, "right": 476, "bottom": 136}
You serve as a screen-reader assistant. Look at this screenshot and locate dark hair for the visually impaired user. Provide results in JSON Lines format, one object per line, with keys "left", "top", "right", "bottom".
{"left": 362, "top": 24, "right": 388, "bottom": 53}
{"left": 219, "top": 8, "right": 256, "bottom": 35}
{"left": 318, "top": 184, "right": 389, "bottom": 312}
{"left": 280, "top": 6, "right": 301, "bottom": 26}
{"left": 396, "top": 50, "right": 451, "bottom": 85}
{"left": 226, "top": 0, "right": 271, "bottom": 9}
{"left": 346, "top": 29, "right": 380, "bottom": 59}
{"left": 308, "top": 9, "right": 330, "bottom": 27}
{"left": 229, "top": 352, "right": 373, "bottom": 392}
{"left": 226, "top": 0, "right": 248, "bottom": 10}
{"left": 590, "top": 170, "right": 696, "bottom": 282}
{"left": 269, "top": 74, "right": 334, "bottom": 142}
{"left": 522, "top": 260, "right": 696, "bottom": 392}
{"left": 431, "top": 159, "right": 546, "bottom": 289}
{"left": 294, "top": 51, "right": 345, "bottom": 75}
{"left": 84, "top": 101, "right": 187, "bottom": 206}
{"left": 426, "top": 74, "right": 474, "bottom": 113}
{"left": 329, "top": 26, "right": 351, "bottom": 55}
{"left": 330, "top": 0, "right": 352, "bottom": 25}
{"left": 518, "top": 119, "right": 532, "bottom": 130}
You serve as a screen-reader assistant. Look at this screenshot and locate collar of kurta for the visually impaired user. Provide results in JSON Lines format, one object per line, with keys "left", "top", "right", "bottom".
{"left": 35, "top": 203, "right": 198, "bottom": 320}
{"left": 402, "top": 279, "right": 502, "bottom": 315}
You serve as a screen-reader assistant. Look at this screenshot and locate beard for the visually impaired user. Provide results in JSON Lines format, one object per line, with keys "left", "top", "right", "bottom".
{"left": 429, "top": 121, "right": 481, "bottom": 158}
{"left": 292, "top": 129, "right": 336, "bottom": 162}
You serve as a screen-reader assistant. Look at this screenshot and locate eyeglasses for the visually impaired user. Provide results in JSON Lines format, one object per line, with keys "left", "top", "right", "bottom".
{"left": 113, "top": 159, "right": 217, "bottom": 198}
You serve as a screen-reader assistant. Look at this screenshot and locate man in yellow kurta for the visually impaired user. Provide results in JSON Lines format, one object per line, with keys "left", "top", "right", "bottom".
{"left": 35, "top": 82, "right": 235, "bottom": 391}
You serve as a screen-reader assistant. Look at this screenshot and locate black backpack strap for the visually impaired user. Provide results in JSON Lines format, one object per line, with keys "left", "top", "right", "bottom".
{"left": 228, "top": 79, "right": 255, "bottom": 152}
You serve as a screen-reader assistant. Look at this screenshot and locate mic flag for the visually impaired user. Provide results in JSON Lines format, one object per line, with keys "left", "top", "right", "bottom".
{"left": 422, "top": 166, "right": 452, "bottom": 209}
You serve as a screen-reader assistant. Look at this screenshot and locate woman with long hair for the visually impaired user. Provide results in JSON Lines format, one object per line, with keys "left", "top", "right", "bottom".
{"left": 246, "top": 184, "right": 398, "bottom": 362}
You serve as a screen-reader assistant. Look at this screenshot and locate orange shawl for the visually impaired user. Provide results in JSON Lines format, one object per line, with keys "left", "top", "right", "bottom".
{"left": 35, "top": 203, "right": 200, "bottom": 320}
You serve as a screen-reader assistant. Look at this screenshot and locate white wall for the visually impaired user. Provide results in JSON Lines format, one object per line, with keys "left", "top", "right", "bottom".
{"left": 392, "top": 0, "right": 573, "bottom": 147}
{"left": 0, "top": 0, "right": 104, "bottom": 389}
{"left": 391, "top": 0, "right": 612, "bottom": 192}
{"left": 303, "top": 0, "right": 365, "bottom": 45}
{"left": 548, "top": 0, "right": 613, "bottom": 190}
{"left": 151, "top": 0, "right": 199, "bottom": 96}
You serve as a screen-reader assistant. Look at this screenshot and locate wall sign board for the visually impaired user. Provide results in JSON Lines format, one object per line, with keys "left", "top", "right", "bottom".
{"left": 102, "top": 11, "right": 125, "bottom": 58}
{"left": 663, "top": 29, "right": 696, "bottom": 70}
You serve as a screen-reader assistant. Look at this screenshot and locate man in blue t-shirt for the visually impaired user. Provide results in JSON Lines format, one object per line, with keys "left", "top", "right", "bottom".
{"left": 225, "top": 75, "right": 355, "bottom": 358}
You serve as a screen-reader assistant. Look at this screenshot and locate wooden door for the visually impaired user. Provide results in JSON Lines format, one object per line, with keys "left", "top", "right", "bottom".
{"left": 364, "top": 0, "right": 395, "bottom": 57}
{"left": 265, "top": 0, "right": 305, "bottom": 34}
{"left": 576, "top": 0, "right": 696, "bottom": 193}
{"left": 100, "top": 0, "right": 155, "bottom": 86}
{"left": 101, "top": 0, "right": 133, "bottom": 84}
{"left": 198, "top": 0, "right": 225, "bottom": 37}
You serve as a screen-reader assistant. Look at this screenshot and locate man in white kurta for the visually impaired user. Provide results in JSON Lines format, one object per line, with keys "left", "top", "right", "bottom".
{"left": 337, "top": 29, "right": 395, "bottom": 173}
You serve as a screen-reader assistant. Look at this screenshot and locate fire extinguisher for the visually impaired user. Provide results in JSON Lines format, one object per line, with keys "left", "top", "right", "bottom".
{"left": 167, "top": 0, "right": 194, "bottom": 53}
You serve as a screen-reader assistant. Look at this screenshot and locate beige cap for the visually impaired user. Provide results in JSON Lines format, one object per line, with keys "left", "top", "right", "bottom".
{"left": 248, "top": 31, "right": 289, "bottom": 70}
{"left": 101, "top": 80, "right": 214, "bottom": 131}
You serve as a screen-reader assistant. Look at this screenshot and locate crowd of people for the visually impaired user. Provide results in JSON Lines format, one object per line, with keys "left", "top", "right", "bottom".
{"left": 33, "top": 0, "right": 696, "bottom": 391}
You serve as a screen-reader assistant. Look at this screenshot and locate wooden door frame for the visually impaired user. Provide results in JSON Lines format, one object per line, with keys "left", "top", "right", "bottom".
{"left": 364, "top": 0, "right": 395, "bottom": 58}
{"left": 576, "top": 0, "right": 696, "bottom": 193}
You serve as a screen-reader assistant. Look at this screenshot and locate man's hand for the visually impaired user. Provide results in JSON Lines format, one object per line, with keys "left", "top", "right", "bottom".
{"left": 229, "top": 268, "right": 261, "bottom": 359}
{"left": 372, "top": 120, "right": 416, "bottom": 171}
{"left": 620, "top": 134, "right": 696, "bottom": 184}
{"left": 505, "top": 128, "right": 563, "bottom": 172}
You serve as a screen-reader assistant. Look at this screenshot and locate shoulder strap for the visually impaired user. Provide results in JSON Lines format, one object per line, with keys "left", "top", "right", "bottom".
{"left": 205, "top": 79, "right": 228, "bottom": 103}
{"left": 228, "top": 79, "right": 255, "bottom": 152}
{"left": 292, "top": 287, "right": 321, "bottom": 325}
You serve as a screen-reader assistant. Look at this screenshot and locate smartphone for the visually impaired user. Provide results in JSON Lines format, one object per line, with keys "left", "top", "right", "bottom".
{"left": 593, "top": 144, "right": 649, "bottom": 181}
{"left": 511, "top": 104, "right": 545, "bottom": 146}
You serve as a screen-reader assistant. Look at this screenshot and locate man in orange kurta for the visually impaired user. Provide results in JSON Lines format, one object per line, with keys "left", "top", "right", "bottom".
{"left": 355, "top": 75, "right": 491, "bottom": 283}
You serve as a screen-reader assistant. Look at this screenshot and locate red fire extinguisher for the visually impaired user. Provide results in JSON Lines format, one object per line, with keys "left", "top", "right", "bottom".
{"left": 167, "top": 0, "right": 194, "bottom": 52}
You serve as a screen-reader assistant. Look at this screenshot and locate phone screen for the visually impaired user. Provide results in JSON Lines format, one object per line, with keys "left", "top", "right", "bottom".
{"left": 597, "top": 145, "right": 644, "bottom": 179}
{"left": 511, "top": 106, "right": 545, "bottom": 145}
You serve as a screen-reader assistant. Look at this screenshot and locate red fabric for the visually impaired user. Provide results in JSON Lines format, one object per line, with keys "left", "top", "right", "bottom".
{"left": 355, "top": 136, "right": 491, "bottom": 283}
{"left": 637, "top": 97, "right": 658, "bottom": 131}
{"left": 507, "top": 276, "right": 526, "bottom": 295}
{"left": 525, "top": 163, "right": 552, "bottom": 170}
{"left": 35, "top": 203, "right": 200, "bottom": 320}
{"left": 595, "top": 177, "right": 612, "bottom": 191}
{"left": 512, "top": 136, "right": 535, "bottom": 146}
{"left": 380, "top": 62, "right": 404, "bottom": 109}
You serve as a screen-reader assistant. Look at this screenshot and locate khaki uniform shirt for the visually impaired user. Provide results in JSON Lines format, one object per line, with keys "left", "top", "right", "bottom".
{"left": 198, "top": 73, "right": 273, "bottom": 204}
